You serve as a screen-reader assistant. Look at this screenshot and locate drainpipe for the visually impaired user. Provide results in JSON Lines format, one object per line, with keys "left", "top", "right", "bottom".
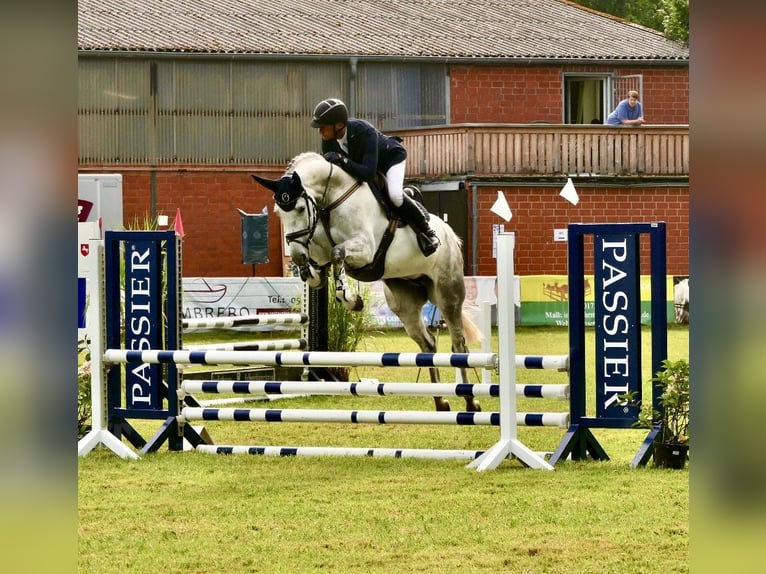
{"left": 149, "top": 61, "right": 158, "bottom": 220}
{"left": 348, "top": 57, "right": 358, "bottom": 116}
{"left": 470, "top": 180, "right": 478, "bottom": 275}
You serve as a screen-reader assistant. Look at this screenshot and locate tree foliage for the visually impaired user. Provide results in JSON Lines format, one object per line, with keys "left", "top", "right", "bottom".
{"left": 571, "top": 0, "right": 688, "bottom": 44}
{"left": 657, "top": 0, "right": 689, "bottom": 44}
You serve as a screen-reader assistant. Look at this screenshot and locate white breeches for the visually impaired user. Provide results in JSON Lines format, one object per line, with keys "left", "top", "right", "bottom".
{"left": 384, "top": 161, "right": 406, "bottom": 207}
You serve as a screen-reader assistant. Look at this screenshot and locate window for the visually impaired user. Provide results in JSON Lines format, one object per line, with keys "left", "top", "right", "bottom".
{"left": 564, "top": 74, "right": 608, "bottom": 124}
{"left": 563, "top": 73, "right": 644, "bottom": 124}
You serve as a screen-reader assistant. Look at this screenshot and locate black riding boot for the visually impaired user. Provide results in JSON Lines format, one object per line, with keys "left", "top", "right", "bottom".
{"left": 397, "top": 194, "right": 441, "bottom": 257}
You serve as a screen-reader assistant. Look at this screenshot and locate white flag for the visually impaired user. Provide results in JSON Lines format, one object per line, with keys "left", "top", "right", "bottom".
{"left": 490, "top": 191, "right": 512, "bottom": 221}
{"left": 559, "top": 177, "right": 579, "bottom": 205}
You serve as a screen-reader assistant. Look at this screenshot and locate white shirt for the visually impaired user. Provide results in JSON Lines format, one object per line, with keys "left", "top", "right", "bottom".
{"left": 337, "top": 133, "right": 349, "bottom": 153}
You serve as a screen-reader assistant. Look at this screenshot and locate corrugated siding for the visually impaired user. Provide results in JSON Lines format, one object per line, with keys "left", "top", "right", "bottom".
{"left": 78, "top": 57, "right": 446, "bottom": 165}
{"left": 79, "top": 58, "right": 153, "bottom": 163}
{"left": 355, "top": 62, "right": 446, "bottom": 130}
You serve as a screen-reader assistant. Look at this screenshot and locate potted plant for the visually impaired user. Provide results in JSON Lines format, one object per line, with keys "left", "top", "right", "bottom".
{"left": 622, "top": 358, "right": 690, "bottom": 469}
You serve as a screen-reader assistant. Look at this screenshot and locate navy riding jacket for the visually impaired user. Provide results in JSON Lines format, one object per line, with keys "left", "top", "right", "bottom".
{"left": 321, "top": 119, "right": 407, "bottom": 186}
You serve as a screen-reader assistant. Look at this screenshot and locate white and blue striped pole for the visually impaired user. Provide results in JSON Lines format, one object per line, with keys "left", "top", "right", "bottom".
{"left": 103, "top": 349, "right": 498, "bottom": 369}
{"left": 180, "top": 380, "right": 569, "bottom": 400}
{"left": 182, "top": 312, "right": 309, "bottom": 331}
{"left": 180, "top": 407, "right": 569, "bottom": 428}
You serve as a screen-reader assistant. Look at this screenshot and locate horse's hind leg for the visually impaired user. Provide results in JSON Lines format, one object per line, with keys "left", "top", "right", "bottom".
{"left": 434, "top": 277, "right": 482, "bottom": 412}
{"left": 383, "top": 279, "right": 451, "bottom": 411}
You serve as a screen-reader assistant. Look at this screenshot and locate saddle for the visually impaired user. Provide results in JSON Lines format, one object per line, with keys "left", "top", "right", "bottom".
{"left": 343, "top": 174, "right": 428, "bottom": 283}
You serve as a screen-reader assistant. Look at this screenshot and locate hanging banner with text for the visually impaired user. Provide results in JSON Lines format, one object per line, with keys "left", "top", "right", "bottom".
{"left": 178, "top": 275, "right": 674, "bottom": 329}
{"left": 518, "top": 275, "right": 674, "bottom": 326}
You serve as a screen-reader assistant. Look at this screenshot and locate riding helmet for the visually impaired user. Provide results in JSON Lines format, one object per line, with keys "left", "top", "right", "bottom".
{"left": 310, "top": 98, "right": 348, "bottom": 127}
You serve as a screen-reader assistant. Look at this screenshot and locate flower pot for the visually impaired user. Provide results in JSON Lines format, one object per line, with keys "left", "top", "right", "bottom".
{"left": 653, "top": 442, "right": 689, "bottom": 469}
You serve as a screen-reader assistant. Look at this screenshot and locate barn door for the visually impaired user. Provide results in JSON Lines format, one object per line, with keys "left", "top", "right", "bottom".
{"left": 420, "top": 184, "right": 468, "bottom": 273}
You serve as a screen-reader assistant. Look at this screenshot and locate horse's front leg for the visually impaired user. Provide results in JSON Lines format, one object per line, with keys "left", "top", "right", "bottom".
{"left": 332, "top": 265, "right": 363, "bottom": 312}
{"left": 330, "top": 237, "right": 373, "bottom": 312}
{"left": 331, "top": 233, "right": 375, "bottom": 270}
{"left": 298, "top": 263, "right": 328, "bottom": 290}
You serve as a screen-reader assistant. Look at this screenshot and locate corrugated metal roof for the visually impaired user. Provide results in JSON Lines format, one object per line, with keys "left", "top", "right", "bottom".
{"left": 78, "top": 0, "right": 688, "bottom": 61}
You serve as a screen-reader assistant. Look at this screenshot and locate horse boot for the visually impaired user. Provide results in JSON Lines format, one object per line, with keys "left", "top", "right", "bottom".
{"left": 397, "top": 194, "right": 440, "bottom": 257}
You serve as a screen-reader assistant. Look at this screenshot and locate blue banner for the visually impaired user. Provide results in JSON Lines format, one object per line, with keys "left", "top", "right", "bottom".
{"left": 124, "top": 240, "right": 163, "bottom": 410}
{"left": 594, "top": 234, "right": 641, "bottom": 422}
{"left": 78, "top": 277, "right": 86, "bottom": 329}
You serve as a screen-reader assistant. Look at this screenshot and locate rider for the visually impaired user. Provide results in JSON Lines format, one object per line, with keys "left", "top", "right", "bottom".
{"left": 310, "top": 98, "right": 441, "bottom": 257}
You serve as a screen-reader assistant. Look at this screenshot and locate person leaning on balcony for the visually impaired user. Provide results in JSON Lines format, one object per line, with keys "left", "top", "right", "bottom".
{"left": 310, "top": 97, "right": 440, "bottom": 256}
{"left": 606, "top": 90, "right": 645, "bottom": 126}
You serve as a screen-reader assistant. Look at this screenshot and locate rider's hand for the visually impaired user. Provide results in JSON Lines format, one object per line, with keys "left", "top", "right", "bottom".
{"left": 323, "top": 151, "right": 346, "bottom": 165}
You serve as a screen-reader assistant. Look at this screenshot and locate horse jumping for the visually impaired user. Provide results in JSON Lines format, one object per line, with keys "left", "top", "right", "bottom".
{"left": 253, "top": 151, "right": 482, "bottom": 412}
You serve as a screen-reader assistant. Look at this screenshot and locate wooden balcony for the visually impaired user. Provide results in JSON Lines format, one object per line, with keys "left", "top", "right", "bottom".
{"left": 390, "top": 124, "right": 689, "bottom": 180}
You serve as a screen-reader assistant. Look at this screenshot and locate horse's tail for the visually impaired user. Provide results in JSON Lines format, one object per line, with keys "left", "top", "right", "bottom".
{"left": 462, "top": 311, "right": 484, "bottom": 346}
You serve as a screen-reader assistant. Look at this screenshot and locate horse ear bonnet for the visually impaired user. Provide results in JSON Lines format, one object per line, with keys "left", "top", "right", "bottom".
{"left": 273, "top": 172, "right": 303, "bottom": 212}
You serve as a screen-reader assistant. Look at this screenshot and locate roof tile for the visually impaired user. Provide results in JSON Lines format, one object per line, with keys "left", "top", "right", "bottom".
{"left": 78, "top": 0, "right": 688, "bottom": 61}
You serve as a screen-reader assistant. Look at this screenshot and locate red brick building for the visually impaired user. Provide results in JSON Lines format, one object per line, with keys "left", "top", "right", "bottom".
{"left": 78, "top": 1, "right": 689, "bottom": 278}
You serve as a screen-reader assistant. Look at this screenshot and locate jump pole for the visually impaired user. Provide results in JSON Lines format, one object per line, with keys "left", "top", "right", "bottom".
{"left": 468, "top": 232, "right": 554, "bottom": 470}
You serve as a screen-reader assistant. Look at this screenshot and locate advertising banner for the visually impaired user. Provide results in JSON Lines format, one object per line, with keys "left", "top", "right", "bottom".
{"left": 181, "top": 277, "right": 304, "bottom": 329}
{"left": 519, "top": 275, "right": 674, "bottom": 326}
{"left": 178, "top": 274, "right": 675, "bottom": 330}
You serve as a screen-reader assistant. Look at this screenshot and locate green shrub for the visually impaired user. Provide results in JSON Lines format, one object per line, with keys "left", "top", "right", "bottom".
{"left": 78, "top": 341, "right": 92, "bottom": 438}
{"left": 325, "top": 283, "right": 376, "bottom": 381}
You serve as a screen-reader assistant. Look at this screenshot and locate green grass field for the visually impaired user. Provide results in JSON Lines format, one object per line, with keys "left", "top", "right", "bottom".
{"left": 78, "top": 325, "right": 689, "bottom": 573}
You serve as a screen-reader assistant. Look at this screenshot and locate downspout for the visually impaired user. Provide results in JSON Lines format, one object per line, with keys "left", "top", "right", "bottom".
{"left": 471, "top": 180, "right": 478, "bottom": 276}
{"left": 348, "top": 57, "right": 358, "bottom": 115}
{"left": 149, "top": 61, "right": 158, "bottom": 220}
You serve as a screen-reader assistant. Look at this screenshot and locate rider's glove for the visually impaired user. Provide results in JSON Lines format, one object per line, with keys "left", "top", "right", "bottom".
{"left": 323, "top": 151, "right": 346, "bottom": 166}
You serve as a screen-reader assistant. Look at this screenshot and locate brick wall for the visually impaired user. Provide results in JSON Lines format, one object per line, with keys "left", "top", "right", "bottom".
{"left": 469, "top": 184, "right": 689, "bottom": 277}
{"left": 84, "top": 168, "right": 688, "bottom": 278}
{"left": 450, "top": 65, "right": 689, "bottom": 125}
{"left": 451, "top": 67, "right": 562, "bottom": 124}
{"left": 89, "top": 168, "right": 287, "bottom": 278}
{"left": 81, "top": 64, "right": 688, "bottom": 279}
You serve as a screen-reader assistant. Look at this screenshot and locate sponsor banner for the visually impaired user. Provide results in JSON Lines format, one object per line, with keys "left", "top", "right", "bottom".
{"left": 179, "top": 274, "right": 675, "bottom": 329}
{"left": 124, "top": 239, "right": 163, "bottom": 410}
{"left": 181, "top": 277, "right": 304, "bottom": 329}
{"left": 78, "top": 222, "right": 101, "bottom": 341}
{"left": 78, "top": 174, "right": 123, "bottom": 230}
{"left": 519, "top": 275, "right": 675, "bottom": 326}
{"left": 594, "top": 233, "right": 641, "bottom": 421}
{"left": 180, "top": 276, "right": 515, "bottom": 330}
{"left": 365, "top": 276, "right": 508, "bottom": 328}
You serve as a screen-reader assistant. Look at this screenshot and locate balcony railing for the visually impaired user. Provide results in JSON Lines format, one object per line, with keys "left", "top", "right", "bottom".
{"left": 390, "top": 124, "right": 689, "bottom": 179}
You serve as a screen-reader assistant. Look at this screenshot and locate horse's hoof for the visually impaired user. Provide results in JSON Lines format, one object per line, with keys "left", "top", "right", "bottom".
{"left": 434, "top": 398, "right": 451, "bottom": 411}
{"left": 307, "top": 275, "right": 324, "bottom": 289}
{"left": 467, "top": 400, "right": 482, "bottom": 412}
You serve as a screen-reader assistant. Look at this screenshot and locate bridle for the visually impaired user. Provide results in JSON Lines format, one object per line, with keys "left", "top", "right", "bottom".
{"left": 283, "top": 189, "right": 319, "bottom": 251}
{"left": 282, "top": 163, "right": 362, "bottom": 252}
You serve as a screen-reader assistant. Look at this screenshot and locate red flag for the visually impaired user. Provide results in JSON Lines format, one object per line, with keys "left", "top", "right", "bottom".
{"left": 173, "top": 208, "right": 185, "bottom": 237}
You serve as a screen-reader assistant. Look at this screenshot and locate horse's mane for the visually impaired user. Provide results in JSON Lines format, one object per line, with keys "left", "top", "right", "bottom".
{"left": 287, "top": 151, "right": 359, "bottom": 189}
{"left": 286, "top": 151, "right": 325, "bottom": 175}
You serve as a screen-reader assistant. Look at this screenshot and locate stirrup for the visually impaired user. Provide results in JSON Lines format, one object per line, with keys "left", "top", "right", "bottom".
{"left": 417, "top": 231, "right": 440, "bottom": 257}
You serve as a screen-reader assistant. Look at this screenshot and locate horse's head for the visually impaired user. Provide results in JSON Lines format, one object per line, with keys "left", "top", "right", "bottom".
{"left": 252, "top": 169, "right": 319, "bottom": 269}
{"left": 252, "top": 172, "right": 303, "bottom": 212}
